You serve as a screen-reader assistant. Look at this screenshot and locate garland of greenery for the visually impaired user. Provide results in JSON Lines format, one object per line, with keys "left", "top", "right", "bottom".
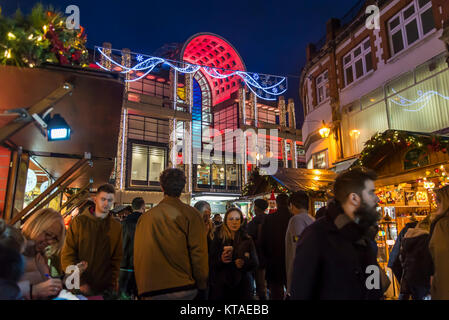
{"left": 0, "top": 4, "right": 88, "bottom": 67}
{"left": 353, "top": 130, "right": 449, "bottom": 168}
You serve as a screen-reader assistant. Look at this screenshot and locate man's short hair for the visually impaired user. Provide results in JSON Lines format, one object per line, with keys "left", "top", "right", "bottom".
{"left": 334, "top": 167, "right": 377, "bottom": 204}
{"left": 194, "top": 201, "right": 210, "bottom": 213}
{"left": 131, "top": 197, "right": 145, "bottom": 211}
{"left": 160, "top": 168, "right": 186, "bottom": 197}
{"left": 97, "top": 183, "right": 115, "bottom": 195}
{"left": 254, "top": 199, "right": 268, "bottom": 211}
{"left": 276, "top": 193, "right": 289, "bottom": 208}
{"left": 0, "top": 244, "right": 24, "bottom": 282}
{"left": 289, "top": 191, "right": 309, "bottom": 210}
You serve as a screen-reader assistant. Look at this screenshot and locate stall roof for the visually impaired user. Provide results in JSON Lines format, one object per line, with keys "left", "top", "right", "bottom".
{"left": 0, "top": 64, "right": 124, "bottom": 188}
{"left": 271, "top": 168, "right": 337, "bottom": 192}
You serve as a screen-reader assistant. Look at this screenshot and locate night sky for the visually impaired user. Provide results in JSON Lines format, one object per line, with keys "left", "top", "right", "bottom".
{"left": 1, "top": 0, "right": 362, "bottom": 127}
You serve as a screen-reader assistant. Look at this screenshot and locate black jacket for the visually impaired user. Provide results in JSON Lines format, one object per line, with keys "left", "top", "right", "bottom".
{"left": 119, "top": 211, "right": 142, "bottom": 296}
{"left": 209, "top": 227, "right": 259, "bottom": 300}
{"left": 246, "top": 214, "right": 266, "bottom": 267}
{"left": 388, "top": 221, "right": 417, "bottom": 282}
{"left": 260, "top": 207, "right": 291, "bottom": 283}
{"left": 399, "top": 227, "right": 432, "bottom": 299}
{"left": 0, "top": 279, "right": 22, "bottom": 300}
{"left": 290, "top": 202, "right": 383, "bottom": 300}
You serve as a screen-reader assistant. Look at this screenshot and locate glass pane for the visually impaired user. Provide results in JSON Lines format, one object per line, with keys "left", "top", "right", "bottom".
{"left": 418, "top": 0, "right": 431, "bottom": 8}
{"left": 226, "top": 165, "right": 239, "bottom": 188}
{"left": 318, "top": 87, "right": 323, "bottom": 102}
{"left": 415, "top": 55, "right": 447, "bottom": 82}
{"left": 345, "top": 66, "right": 354, "bottom": 85}
{"left": 355, "top": 59, "right": 364, "bottom": 79}
{"left": 197, "top": 164, "right": 210, "bottom": 185}
{"left": 389, "top": 16, "right": 400, "bottom": 30}
{"left": 364, "top": 39, "right": 371, "bottom": 50}
{"left": 344, "top": 54, "right": 352, "bottom": 65}
{"left": 403, "top": 5, "right": 415, "bottom": 20}
{"left": 392, "top": 30, "right": 405, "bottom": 54}
{"left": 131, "top": 145, "right": 148, "bottom": 181}
{"left": 211, "top": 164, "right": 225, "bottom": 187}
{"left": 421, "top": 8, "right": 435, "bottom": 35}
{"left": 365, "top": 52, "right": 373, "bottom": 72}
{"left": 406, "top": 19, "right": 419, "bottom": 45}
{"left": 148, "top": 148, "right": 165, "bottom": 182}
{"left": 316, "top": 76, "right": 322, "bottom": 84}
{"left": 385, "top": 71, "right": 414, "bottom": 97}
{"left": 324, "top": 71, "right": 328, "bottom": 79}
{"left": 361, "top": 87, "right": 384, "bottom": 109}
{"left": 354, "top": 47, "right": 362, "bottom": 57}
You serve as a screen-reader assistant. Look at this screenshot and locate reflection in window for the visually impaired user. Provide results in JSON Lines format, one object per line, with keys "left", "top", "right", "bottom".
{"left": 212, "top": 164, "right": 225, "bottom": 188}
{"left": 312, "top": 150, "right": 328, "bottom": 169}
{"left": 197, "top": 164, "right": 210, "bottom": 186}
{"left": 226, "top": 165, "right": 239, "bottom": 189}
{"left": 130, "top": 143, "right": 166, "bottom": 187}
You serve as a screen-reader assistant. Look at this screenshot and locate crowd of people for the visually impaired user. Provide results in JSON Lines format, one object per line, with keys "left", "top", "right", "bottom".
{"left": 0, "top": 167, "right": 448, "bottom": 300}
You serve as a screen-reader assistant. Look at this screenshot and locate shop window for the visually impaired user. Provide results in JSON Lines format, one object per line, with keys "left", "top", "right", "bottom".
{"left": 311, "top": 150, "right": 328, "bottom": 169}
{"left": 212, "top": 164, "right": 225, "bottom": 188}
{"left": 316, "top": 70, "right": 329, "bottom": 104}
{"left": 226, "top": 165, "right": 239, "bottom": 190}
{"left": 343, "top": 38, "right": 373, "bottom": 87}
{"left": 129, "top": 143, "right": 166, "bottom": 187}
{"left": 404, "top": 148, "right": 429, "bottom": 170}
{"left": 388, "top": 0, "right": 434, "bottom": 56}
{"left": 196, "top": 164, "right": 210, "bottom": 187}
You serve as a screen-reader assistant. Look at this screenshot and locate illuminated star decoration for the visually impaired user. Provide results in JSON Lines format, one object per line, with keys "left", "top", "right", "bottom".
{"left": 95, "top": 46, "right": 287, "bottom": 101}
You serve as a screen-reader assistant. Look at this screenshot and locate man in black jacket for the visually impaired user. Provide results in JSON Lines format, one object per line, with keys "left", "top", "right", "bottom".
{"left": 290, "top": 168, "right": 385, "bottom": 300}
{"left": 247, "top": 198, "right": 269, "bottom": 300}
{"left": 119, "top": 197, "right": 145, "bottom": 298}
{"left": 260, "top": 194, "right": 291, "bottom": 300}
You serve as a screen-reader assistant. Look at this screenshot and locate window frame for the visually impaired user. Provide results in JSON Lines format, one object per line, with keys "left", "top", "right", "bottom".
{"left": 315, "top": 70, "right": 329, "bottom": 104}
{"left": 387, "top": 0, "right": 435, "bottom": 57}
{"left": 126, "top": 139, "right": 168, "bottom": 190}
{"left": 311, "top": 149, "right": 329, "bottom": 169}
{"left": 343, "top": 37, "right": 373, "bottom": 87}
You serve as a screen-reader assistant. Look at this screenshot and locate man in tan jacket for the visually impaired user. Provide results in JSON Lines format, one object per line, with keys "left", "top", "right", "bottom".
{"left": 61, "top": 184, "right": 122, "bottom": 296}
{"left": 134, "top": 168, "right": 208, "bottom": 299}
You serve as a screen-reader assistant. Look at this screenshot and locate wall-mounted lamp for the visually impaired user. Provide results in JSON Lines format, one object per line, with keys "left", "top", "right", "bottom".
{"left": 319, "top": 121, "right": 330, "bottom": 138}
{"left": 349, "top": 129, "right": 360, "bottom": 138}
{"left": 47, "top": 114, "right": 71, "bottom": 141}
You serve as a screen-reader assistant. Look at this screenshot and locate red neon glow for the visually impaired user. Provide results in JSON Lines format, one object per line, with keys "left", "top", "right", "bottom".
{"left": 182, "top": 34, "right": 246, "bottom": 106}
{"left": 157, "top": 78, "right": 166, "bottom": 82}
{"left": 146, "top": 75, "right": 156, "bottom": 80}
{"left": 113, "top": 66, "right": 122, "bottom": 71}
{"left": 136, "top": 72, "right": 144, "bottom": 77}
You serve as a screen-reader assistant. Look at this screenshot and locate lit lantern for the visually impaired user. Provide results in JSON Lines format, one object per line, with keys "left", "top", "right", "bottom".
{"left": 319, "top": 121, "right": 330, "bottom": 138}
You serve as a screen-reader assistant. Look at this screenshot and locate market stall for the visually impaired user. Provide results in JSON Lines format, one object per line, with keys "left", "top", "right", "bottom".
{"left": 351, "top": 130, "right": 449, "bottom": 298}
{"left": 240, "top": 167, "right": 336, "bottom": 219}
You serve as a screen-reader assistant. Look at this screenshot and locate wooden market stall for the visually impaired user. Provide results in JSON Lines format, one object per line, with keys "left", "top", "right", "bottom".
{"left": 351, "top": 129, "right": 449, "bottom": 298}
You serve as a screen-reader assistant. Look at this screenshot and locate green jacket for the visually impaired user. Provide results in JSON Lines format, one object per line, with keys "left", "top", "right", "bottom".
{"left": 134, "top": 196, "right": 208, "bottom": 297}
{"left": 61, "top": 207, "right": 123, "bottom": 295}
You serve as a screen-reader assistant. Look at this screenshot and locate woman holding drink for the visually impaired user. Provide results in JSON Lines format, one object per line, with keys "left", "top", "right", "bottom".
{"left": 208, "top": 207, "right": 259, "bottom": 300}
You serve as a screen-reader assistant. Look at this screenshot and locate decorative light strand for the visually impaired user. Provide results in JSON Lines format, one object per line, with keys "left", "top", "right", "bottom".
{"left": 95, "top": 46, "right": 287, "bottom": 101}
{"left": 390, "top": 88, "right": 449, "bottom": 112}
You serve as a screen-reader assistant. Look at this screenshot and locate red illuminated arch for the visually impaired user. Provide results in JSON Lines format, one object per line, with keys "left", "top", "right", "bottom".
{"left": 181, "top": 33, "right": 246, "bottom": 105}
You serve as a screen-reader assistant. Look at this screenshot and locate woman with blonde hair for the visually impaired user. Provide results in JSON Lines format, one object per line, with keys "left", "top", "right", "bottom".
{"left": 208, "top": 207, "right": 258, "bottom": 300}
{"left": 18, "top": 208, "right": 66, "bottom": 299}
{"left": 429, "top": 185, "right": 449, "bottom": 299}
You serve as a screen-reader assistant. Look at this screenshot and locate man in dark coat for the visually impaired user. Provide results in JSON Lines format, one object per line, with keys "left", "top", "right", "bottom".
{"left": 260, "top": 193, "right": 291, "bottom": 300}
{"left": 119, "top": 197, "right": 146, "bottom": 298}
{"left": 290, "top": 168, "right": 386, "bottom": 300}
{"left": 247, "top": 198, "right": 269, "bottom": 300}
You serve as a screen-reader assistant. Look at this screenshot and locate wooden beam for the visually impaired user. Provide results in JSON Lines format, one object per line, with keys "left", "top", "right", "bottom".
{"left": 0, "top": 83, "right": 73, "bottom": 144}
{"left": 9, "top": 157, "right": 87, "bottom": 225}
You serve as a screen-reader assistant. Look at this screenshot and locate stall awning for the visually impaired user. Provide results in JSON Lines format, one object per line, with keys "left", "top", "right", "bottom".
{"left": 271, "top": 168, "right": 337, "bottom": 192}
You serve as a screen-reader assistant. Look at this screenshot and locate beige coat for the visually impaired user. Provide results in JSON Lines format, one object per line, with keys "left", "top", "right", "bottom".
{"left": 429, "top": 212, "right": 449, "bottom": 300}
{"left": 134, "top": 196, "right": 208, "bottom": 297}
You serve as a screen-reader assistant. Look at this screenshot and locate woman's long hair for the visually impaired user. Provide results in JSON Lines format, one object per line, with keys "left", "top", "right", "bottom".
{"left": 21, "top": 208, "right": 66, "bottom": 257}
{"left": 435, "top": 185, "right": 449, "bottom": 216}
{"left": 218, "top": 207, "right": 244, "bottom": 243}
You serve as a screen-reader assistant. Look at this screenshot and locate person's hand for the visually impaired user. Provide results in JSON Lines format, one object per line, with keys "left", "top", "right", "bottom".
{"left": 221, "top": 251, "right": 232, "bottom": 263}
{"left": 79, "top": 283, "right": 92, "bottom": 296}
{"left": 235, "top": 258, "right": 244, "bottom": 269}
{"left": 32, "top": 278, "right": 62, "bottom": 299}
